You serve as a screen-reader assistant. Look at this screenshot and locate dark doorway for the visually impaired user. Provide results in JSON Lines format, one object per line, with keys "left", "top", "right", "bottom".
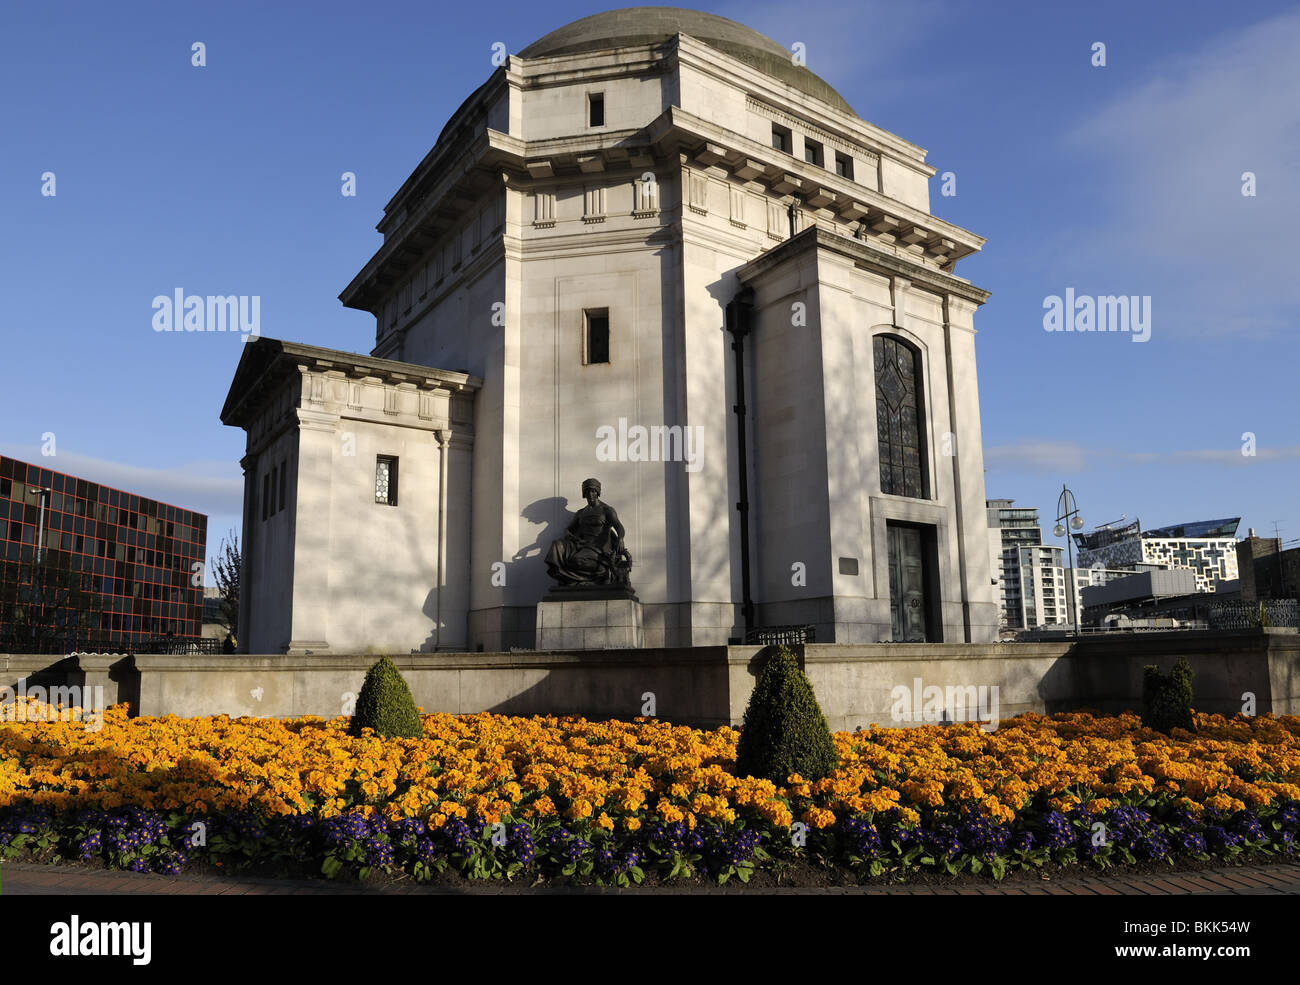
{"left": 887, "top": 522, "right": 939, "bottom": 641}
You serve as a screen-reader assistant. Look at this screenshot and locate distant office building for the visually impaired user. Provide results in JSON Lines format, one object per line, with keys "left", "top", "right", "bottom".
{"left": 988, "top": 500, "right": 1043, "bottom": 630}
{"left": 1237, "top": 529, "right": 1300, "bottom": 602}
{"left": 988, "top": 499, "right": 1183, "bottom": 632}
{"left": 1074, "top": 517, "right": 1240, "bottom": 593}
{"left": 1006, "top": 550, "right": 1141, "bottom": 631}
{"left": 1016, "top": 544, "right": 1067, "bottom": 629}
{"left": 1065, "top": 565, "right": 1150, "bottom": 626}
{"left": 987, "top": 500, "right": 1073, "bottom": 630}
{"left": 0, "top": 456, "right": 207, "bottom": 651}
{"left": 1079, "top": 569, "right": 1206, "bottom": 628}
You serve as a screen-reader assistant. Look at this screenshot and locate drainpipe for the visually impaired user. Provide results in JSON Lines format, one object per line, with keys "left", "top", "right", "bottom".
{"left": 725, "top": 287, "right": 756, "bottom": 636}
{"left": 435, "top": 428, "right": 450, "bottom": 650}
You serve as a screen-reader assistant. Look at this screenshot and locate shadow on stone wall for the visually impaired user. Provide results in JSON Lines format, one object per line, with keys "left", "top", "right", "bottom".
{"left": 4, "top": 631, "right": 1294, "bottom": 725}
{"left": 2, "top": 654, "right": 140, "bottom": 715}
{"left": 479, "top": 648, "right": 739, "bottom": 729}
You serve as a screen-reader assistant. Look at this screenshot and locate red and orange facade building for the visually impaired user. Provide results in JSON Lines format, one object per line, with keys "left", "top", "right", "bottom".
{"left": 0, "top": 456, "right": 207, "bottom": 652}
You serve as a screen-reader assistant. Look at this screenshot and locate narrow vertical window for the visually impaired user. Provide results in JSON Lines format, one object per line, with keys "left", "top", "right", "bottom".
{"left": 375, "top": 456, "right": 398, "bottom": 506}
{"left": 874, "top": 335, "right": 927, "bottom": 498}
{"left": 584, "top": 309, "right": 610, "bottom": 364}
{"left": 261, "top": 472, "right": 270, "bottom": 521}
{"left": 278, "top": 459, "right": 287, "bottom": 513}
{"left": 588, "top": 92, "right": 605, "bottom": 127}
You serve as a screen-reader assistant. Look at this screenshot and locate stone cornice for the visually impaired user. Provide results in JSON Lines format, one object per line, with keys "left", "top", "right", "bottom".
{"left": 343, "top": 67, "right": 985, "bottom": 310}
{"left": 340, "top": 131, "right": 520, "bottom": 312}
{"left": 648, "top": 107, "right": 982, "bottom": 267}
{"left": 282, "top": 342, "right": 481, "bottom": 393}
{"left": 672, "top": 34, "right": 929, "bottom": 165}
{"left": 507, "top": 46, "right": 668, "bottom": 90}
{"left": 221, "top": 337, "right": 481, "bottom": 431}
{"left": 502, "top": 108, "right": 979, "bottom": 271}
{"left": 380, "top": 69, "right": 511, "bottom": 219}
{"left": 738, "top": 225, "right": 991, "bottom": 306}
{"left": 744, "top": 96, "right": 881, "bottom": 167}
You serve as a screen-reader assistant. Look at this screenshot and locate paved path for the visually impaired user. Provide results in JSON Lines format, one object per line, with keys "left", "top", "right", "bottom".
{"left": 3, "top": 860, "right": 1299, "bottom": 894}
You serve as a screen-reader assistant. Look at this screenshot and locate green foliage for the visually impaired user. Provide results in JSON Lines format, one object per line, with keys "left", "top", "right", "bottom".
{"left": 1142, "top": 658, "right": 1195, "bottom": 734}
{"left": 735, "top": 646, "right": 839, "bottom": 783}
{"left": 212, "top": 529, "right": 241, "bottom": 639}
{"left": 349, "top": 656, "right": 423, "bottom": 739}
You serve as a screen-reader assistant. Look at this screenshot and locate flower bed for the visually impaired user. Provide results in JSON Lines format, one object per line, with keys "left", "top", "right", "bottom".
{"left": 1, "top": 699, "right": 1298, "bottom": 885}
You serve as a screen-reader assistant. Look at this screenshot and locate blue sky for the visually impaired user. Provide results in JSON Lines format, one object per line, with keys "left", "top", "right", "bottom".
{"left": 2, "top": 0, "right": 1298, "bottom": 577}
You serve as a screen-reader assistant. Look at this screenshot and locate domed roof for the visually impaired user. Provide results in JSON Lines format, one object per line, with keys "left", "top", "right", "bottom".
{"left": 519, "top": 7, "right": 854, "bottom": 115}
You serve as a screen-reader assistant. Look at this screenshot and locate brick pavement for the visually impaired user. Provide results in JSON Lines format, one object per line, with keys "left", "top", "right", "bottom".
{"left": 2, "top": 860, "right": 1299, "bottom": 895}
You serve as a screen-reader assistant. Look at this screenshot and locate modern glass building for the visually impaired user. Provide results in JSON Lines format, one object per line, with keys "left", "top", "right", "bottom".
{"left": 0, "top": 456, "right": 208, "bottom": 651}
{"left": 1074, "top": 517, "right": 1240, "bottom": 593}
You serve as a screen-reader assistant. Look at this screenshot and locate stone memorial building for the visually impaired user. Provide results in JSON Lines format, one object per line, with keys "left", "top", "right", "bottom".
{"left": 221, "top": 7, "right": 998, "bottom": 654}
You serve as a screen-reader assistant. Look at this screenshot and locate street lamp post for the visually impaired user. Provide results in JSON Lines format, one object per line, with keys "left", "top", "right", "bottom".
{"left": 31, "top": 486, "right": 50, "bottom": 563}
{"left": 25, "top": 485, "right": 51, "bottom": 651}
{"left": 1053, "top": 485, "right": 1085, "bottom": 635}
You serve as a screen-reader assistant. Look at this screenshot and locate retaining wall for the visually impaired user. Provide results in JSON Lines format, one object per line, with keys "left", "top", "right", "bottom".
{"left": 2, "top": 630, "right": 1297, "bottom": 731}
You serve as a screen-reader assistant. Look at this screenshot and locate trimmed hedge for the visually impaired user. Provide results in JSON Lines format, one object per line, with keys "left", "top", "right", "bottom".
{"left": 1142, "top": 658, "right": 1195, "bottom": 735}
{"left": 349, "top": 657, "right": 423, "bottom": 739}
{"left": 735, "top": 646, "right": 839, "bottom": 783}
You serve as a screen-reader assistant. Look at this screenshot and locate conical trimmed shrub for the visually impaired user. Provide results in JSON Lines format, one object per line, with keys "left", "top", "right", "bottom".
{"left": 349, "top": 656, "right": 423, "bottom": 739}
{"left": 735, "top": 646, "right": 839, "bottom": 783}
{"left": 1141, "top": 657, "right": 1195, "bottom": 734}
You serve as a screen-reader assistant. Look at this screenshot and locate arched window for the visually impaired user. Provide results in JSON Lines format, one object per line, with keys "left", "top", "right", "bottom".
{"left": 874, "top": 334, "right": 928, "bottom": 498}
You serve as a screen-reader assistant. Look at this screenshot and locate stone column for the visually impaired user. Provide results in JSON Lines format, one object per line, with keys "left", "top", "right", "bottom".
{"left": 237, "top": 452, "right": 257, "bottom": 653}
{"left": 439, "top": 428, "right": 474, "bottom": 649}
{"left": 942, "top": 294, "right": 996, "bottom": 642}
{"left": 286, "top": 405, "right": 338, "bottom": 653}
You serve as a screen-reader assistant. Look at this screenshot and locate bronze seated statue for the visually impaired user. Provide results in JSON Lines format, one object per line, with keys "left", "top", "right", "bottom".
{"left": 545, "top": 478, "right": 632, "bottom": 589}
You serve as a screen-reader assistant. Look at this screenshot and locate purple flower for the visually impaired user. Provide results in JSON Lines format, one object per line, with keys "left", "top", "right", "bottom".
{"left": 1181, "top": 832, "right": 1207, "bottom": 854}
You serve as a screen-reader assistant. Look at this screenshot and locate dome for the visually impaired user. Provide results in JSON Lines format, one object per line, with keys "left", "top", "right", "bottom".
{"left": 519, "top": 7, "right": 855, "bottom": 116}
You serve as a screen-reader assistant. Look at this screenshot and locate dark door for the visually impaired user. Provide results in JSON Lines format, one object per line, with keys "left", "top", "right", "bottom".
{"left": 888, "top": 524, "right": 928, "bottom": 641}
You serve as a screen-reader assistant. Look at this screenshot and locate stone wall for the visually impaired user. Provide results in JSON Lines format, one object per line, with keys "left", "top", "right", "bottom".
{"left": 4, "top": 630, "right": 1297, "bottom": 731}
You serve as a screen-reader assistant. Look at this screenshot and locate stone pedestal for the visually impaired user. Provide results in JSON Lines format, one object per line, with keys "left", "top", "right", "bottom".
{"left": 535, "top": 595, "right": 643, "bottom": 650}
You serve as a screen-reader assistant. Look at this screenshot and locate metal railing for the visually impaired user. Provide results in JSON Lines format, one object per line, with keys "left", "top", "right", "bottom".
{"left": 136, "top": 636, "right": 225, "bottom": 655}
{"left": 1209, "top": 599, "right": 1299, "bottom": 630}
{"left": 0, "top": 633, "right": 221, "bottom": 655}
{"left": 744, "top": 624, "right": 816, "bottom": 645}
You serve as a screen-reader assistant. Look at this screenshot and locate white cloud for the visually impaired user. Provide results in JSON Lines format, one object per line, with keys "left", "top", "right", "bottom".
{"left": 1061, "top": 11, "right": 1300, "bottom": 339}
{"left": 1, "top": 445, "right": 242, "bottom": 518}
{"left": 984, "top": 440, "right": 1089, "bottom": 473}
{"left": 985, "top": 439, "right": 1300, "bottom": 473}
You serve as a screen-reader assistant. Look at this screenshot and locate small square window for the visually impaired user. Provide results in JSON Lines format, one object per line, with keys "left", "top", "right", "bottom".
{"left": 835, "top": 152, "right": 853, "bottom": 179}
{"left": 589, "top": 92, "right": 605, "bottom": 127}
{"left": 376, "top": 456, "right": 398, "bottom": 506}
{"left": 584, "top": 309, "right": 610, "bottom": 365}
{"left": 804, "top": 139, "right": 823, "bottom": 167}
{"left": 771, "top": 124, "right": 792, "bottom": 154}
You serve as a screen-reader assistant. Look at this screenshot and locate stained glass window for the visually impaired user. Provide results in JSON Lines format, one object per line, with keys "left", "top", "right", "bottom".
{"left": 874, "top": 335, "right": 927, "bottom": 498}
{"left": 375, "top": 456, "right": 398, "bottom": 506}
